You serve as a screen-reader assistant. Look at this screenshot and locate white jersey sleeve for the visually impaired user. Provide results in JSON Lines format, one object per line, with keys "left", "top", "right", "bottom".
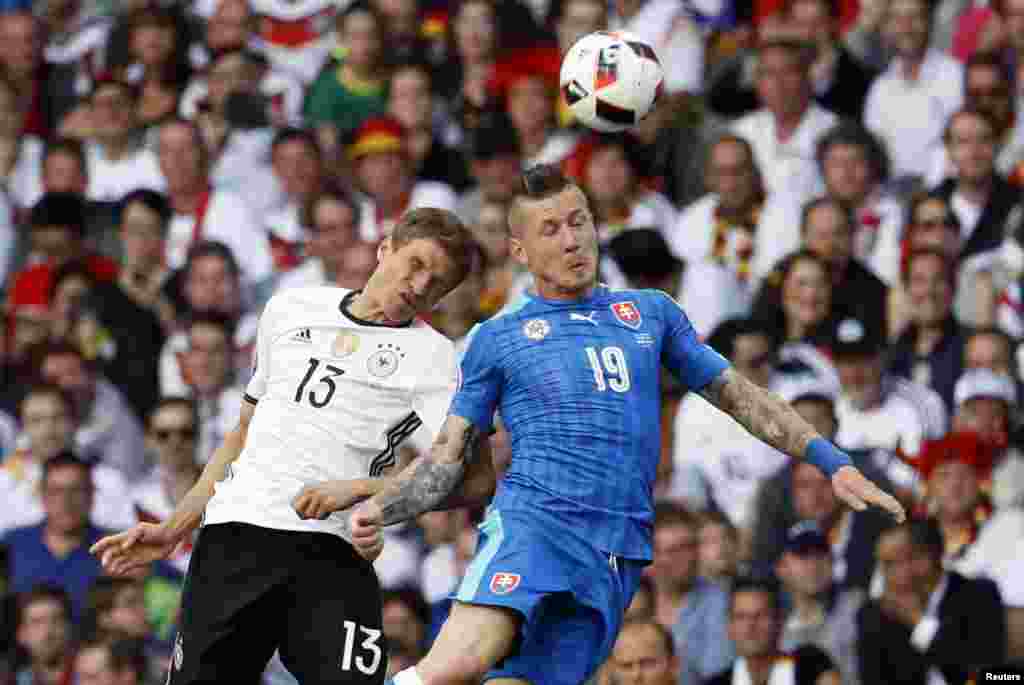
{"left": 410, "top": 335, "right": 459, "bottom": 437}
{"left": 244, "top": 297, "right": 279, "bottom": 403}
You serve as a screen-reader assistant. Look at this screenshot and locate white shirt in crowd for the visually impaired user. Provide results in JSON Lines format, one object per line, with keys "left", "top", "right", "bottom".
{"left": 731, "top": 103, "right": 838, "bottom": 204}
{"left": 669, "top": 192, "right": 805, "bottom": 286}
{"left": 195, "top": 385, "right": 245, "bottom": 464}
{"left": 855, "top": 193, "right": 906, "bottom": 286}
{"left": 835, "top": 377, "right": 948, "bottom": 458}
{"left": 0, "top": 456, "right": 137, "bottom": 535}
{"left": 671, "top": 393, "right": 790, "bottom": 528}
{"left": 85, "top": 142, "right": 165, "bottom": 203}
{"left": 165, "top": 188, "right": 275, "bottom": 284}
{"left": 358, "top": 181, "right": 458, "bottom": 243}
{"left": 596, "top": 190, "right": 679, "bottom": 244}
{"left": 158, "top": 312, "right": 260, "bottom": 398}
{"left": 203, "top": 286, "right": 458, "bottom": 542}
{"left": 864, "top": 48, "right": 963, "bottom": 180}
{"left": 8, "top": 136, "right": 45, "bottom": 209}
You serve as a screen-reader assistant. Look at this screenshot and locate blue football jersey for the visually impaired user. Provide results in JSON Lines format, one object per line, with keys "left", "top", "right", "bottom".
{"left": 450, "top": 285, "right": 729, "bottom": 560}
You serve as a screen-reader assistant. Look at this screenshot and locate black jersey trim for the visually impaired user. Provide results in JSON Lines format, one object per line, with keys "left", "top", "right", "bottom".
{"left": 243, "top": 393, "right": 260, "bottom": 405}
{"left": 339, "top": 290, "right": 413, "bottom": 329}
{"left": 369, "top": 412, "right": 422, "bottom": 476}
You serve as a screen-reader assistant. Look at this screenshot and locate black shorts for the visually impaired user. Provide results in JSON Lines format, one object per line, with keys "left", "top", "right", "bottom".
{"left": 167, "top": 522, "right": 385, "bottom": 685}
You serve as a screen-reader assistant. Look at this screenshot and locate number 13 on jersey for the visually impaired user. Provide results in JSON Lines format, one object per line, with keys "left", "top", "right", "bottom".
{"left": 585, "top": 346, "right": 631, "bottom": 392}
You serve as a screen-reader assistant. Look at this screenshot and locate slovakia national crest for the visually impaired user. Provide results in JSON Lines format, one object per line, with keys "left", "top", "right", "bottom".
{"left": 610, "top": 301, "right": 642, "bottom": 329}
{"left": 490, "top": 572, "right": 521, "bottom": 595}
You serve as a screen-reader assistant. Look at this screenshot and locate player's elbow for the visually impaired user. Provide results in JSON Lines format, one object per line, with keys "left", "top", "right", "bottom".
{"left": 463, "top": 469, "right": 496, "bottom": 506}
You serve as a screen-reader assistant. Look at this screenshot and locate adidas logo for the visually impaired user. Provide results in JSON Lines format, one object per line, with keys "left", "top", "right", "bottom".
{"left": 292, "top": 328, "right": 312, "bottom": 343}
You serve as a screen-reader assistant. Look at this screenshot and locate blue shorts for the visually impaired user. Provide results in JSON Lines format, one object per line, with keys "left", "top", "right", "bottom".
{"left": 453, "top": 507, "right": 646, "bottom": 685}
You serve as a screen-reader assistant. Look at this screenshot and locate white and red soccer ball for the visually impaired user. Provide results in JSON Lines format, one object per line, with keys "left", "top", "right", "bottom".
{"left": 560, "top": 30, "right": 665, "bottom": 133}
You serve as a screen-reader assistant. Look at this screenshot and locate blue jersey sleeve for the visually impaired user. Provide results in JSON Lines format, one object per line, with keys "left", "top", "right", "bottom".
{"left": 657, "top": 292, "right": 730, "bottom": 392}
{"left": 448, "top": 323, "right": 502, "bottom": 431}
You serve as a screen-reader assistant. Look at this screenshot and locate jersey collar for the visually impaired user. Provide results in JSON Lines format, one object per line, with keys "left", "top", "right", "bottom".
{"left": 338, "top": 290, "right": 414, "bottom": 328}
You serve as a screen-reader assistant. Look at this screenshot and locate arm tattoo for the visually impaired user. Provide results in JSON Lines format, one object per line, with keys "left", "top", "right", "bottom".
{"left": 700, "top": 368, "right": 818, "bottom": 458}
{"left": 372, "top": 422, "right": 480, "bottom": 527}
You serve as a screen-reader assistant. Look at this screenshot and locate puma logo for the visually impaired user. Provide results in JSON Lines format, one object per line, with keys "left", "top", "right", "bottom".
{"left": 569, "top": 311, "right": 599, "bottom": 326}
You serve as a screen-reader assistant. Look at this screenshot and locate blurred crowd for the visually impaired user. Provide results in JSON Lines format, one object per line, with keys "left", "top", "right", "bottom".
{"left": 0, "top": 0, "right": 1023, "bottom": 682}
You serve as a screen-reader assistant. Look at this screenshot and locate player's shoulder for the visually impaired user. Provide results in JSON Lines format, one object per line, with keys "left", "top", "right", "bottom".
{"left": 260, "top": 286, "right": 352, "bottom": 327}
{"left": 409, "top": 317, "right": 456, "bottom": 355}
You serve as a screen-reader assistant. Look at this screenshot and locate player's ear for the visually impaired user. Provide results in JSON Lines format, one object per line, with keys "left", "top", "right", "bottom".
{"left": 377, "top": 238, "right": 391, "bottom": 263}
{"left": 508, "top": 236, "right": 528, "bottom": 267}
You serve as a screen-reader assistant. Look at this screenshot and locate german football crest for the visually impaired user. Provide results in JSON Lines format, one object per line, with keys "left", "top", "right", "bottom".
{"left": 490, "top": 572, "right": 521, "bottom": 595}
{"left": 610, "top": 302, "right": 642, "bottom": 329}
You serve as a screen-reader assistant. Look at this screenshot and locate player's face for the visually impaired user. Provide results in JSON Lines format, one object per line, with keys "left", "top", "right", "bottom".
{"left": 510, "top": 186, "right": 599, "bottom": 300}
{"left": 373, "top": 237, "right": 461, "bottom": 321}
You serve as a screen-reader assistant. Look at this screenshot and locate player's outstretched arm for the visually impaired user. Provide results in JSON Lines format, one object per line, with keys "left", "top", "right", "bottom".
{"left": 91, "top": 401, "right": 256, "bottom": 575}
{"left": 700, "top": 368, "right": 906, "bottom": 522}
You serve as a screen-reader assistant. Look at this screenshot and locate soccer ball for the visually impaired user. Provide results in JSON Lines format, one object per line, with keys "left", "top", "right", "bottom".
{"left": 560, "top": 31, "right": 664, "bottom": 133}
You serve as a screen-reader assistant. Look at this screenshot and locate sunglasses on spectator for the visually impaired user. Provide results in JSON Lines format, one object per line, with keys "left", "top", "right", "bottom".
{"left": 914, "top": 217, "right": 953, "bottom": 229}
{"left": 154, "top": 427, "right": 197, "bottom": 441}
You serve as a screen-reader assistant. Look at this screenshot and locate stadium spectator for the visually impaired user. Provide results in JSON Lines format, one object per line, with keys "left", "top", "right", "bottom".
{"left": 930, "top": 53, "right": 1020, "bottom": 185}
{"left": 863, "top": 0, "right": 963, "bottom": 181}
{"left": 756, "top": 197, "right": 888, "bottom": 340}
{"left": 81, "top": 578, "right": 151, "bottom": 643}
{"left": 0, "top": 12, "right": 49, "bottom": 138}
{"left": 437, "top": 0, "right": 500, "bottom": 125}
{"left": 831, "top": 317, "right": 948, "bottom": 458}
{"left": 949, "top": 369, "right": 1023, "bottom": 508}
{"left": 7, "top": 193, "right": 117, "bottom": 321}
{"left": 776, "top": 521, "right": 866, "bottom": 685}
{"left": 129, "top": 398, "right": 199, "bottom": 576}
{"left": 2, "top": 454, "right": 113, "bottom": 617}
{"left": 0, "top": 384, "right": 135, "bottom": 535}
{"left": 158, "top": 241, "right": 258, "bottom": 398}
{"left": 38, "top": 341, "right": 147, "bottom": 484}
{"left": 731, "top": 38, "right": 838, "bottom": 204}
{"left": 388, "top": 61, "right": 470, "bottom": 192}
{"left": 349, "top": 116, "right": 457, "bottom": 242}
{"left": 754, "top": 250, "right": 836, "bottom": 347}
{"left": 708, "top": 0, "right": 877, "bottom": 119}
{"left": 456, "top": 111, "right": 523, "bottom": 229}
{"left": 156, "top": 118, "right": 273, "bottom": 286}
{"left": 12, "top": 585, "right": 73, "bottom": 685}
{"left": 115, "top": 190, "right": 176, "bottom": 332}
{"left": 81, "top": 78, "right": 164, "bottom": 205}
{"left": 698, "top": 511, "right": 742, "bottom": 588}
{"left": 275, "top": 184, "right": 361, "bottom": 291}
{"left": 179, "top": 314, "right": 243, "bottom": 464}
{"left": 670, "top": 134, "right": 802, "bottom": 290}
{"left": 963, "top": 327, "right": 1016, "bottom": 376}
{"left": 263, "top": 128, "right": 324, "bottom": 273}
{"left": 917, "top": 437, "right": 989, "bottom": 563}
{"left": 73, "top": 637, "right": 148, "bottom": 685}
{"left": 493, "top": 47, "right": 575, "bottom": 168}
{"left": 705, "top": 579, "right": 841, "bottom": 685}
{"left": 606, "top": 228, "right": 749, "bottom": 338}
{"left": 554, "top": 0, "right": 607, "bottom": 62}
{"left": 303, "top": 2, "right": 388, "bottom": 137}
{"left": 857, "top": 520, "right": 1006, "bottom": 684}
{"left": 606, "top": 619, "right": 679, "bottom": 685}
{"left": 671, "top": 318, "right": 788, "bottom": 524}
{"left": 934, "top": 109, "right": 1018, "bottom": 264}
{"left": 46, "top": 258, "right": 166, "bottom": 421}
{"left": 649, "top": 503, "right": 733, "bottom": 685}
{"left": 382, "top": 586, "right": 431, "bottom": 656}
{"left": 887, "top": 249, "right": 967, "bottom": 411}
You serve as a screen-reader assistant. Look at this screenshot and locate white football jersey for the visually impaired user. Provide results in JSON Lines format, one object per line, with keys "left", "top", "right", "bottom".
{"left": 203, "top": 287, "right": 458, "bottom": 540}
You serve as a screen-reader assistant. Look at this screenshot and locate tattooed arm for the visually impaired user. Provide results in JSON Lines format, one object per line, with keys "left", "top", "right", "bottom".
{"left": 700, "top": 368, "right": 905, "bottom": 520}
{"left": 699, "top": 367, "right": 818, "bottom": 458}
{"left": 354, "top": 415, "right": 482, "bottom": 528}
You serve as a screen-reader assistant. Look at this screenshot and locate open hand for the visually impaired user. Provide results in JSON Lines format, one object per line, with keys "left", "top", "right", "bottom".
{"left": 292, "top": 481, "right": 369, "bottom": 520}
{"left": 832, "top": 466, "right": 906, "bottom": 522}
{"left": 348, "top": 501, "right": 384, "bottom": 562}
{"left": 90, "top": 523, "right": 183, "bottom": 576}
